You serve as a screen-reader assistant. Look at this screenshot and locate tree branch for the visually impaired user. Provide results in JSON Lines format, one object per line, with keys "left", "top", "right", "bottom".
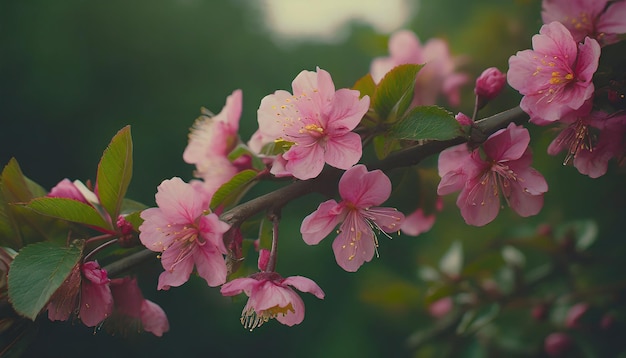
{"left": 106, "top": 106, "right": 529, "bottom": 274}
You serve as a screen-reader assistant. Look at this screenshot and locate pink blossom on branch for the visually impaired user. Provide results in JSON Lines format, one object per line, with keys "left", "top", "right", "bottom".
{"left": 183, "top": 89, "right": 249, "bottom": 195}
{"left": 547, "top": 110, "right": 626, "bottom": 178}
{"left": 438, "top": 123, "right": 548, "bottom": 227}
{"left": 79, "top": 261, "right": 113, "bottom": 327}
{"left": 300, "top": 165, "right": 405, "bottom": 272}
{"left": 254, "top": 67, "right": 369, "bottom": 180}
{"left": 139, "top": 177, "right": 231, "bottom": 290}
{"left": 542, "top": 0, "right": 626, "bottom": 45}
{"left": 370, "top": 30, "right": 469, "bottom": 107}
{"left": 109, "top": 277, "right": 169, "bottom": 336}
{"left": 220, "top": 272, "right": 325, "bottom": 330}
{"left": 507, "top": 21, "right": 601, "bottom": 124}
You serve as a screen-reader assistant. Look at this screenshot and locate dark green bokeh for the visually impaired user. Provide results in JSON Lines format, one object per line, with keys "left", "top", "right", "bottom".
{"left": 2, "top": 0, "right": 625, "bottom": 357}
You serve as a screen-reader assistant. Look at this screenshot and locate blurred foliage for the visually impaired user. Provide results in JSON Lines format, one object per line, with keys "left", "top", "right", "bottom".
{"left": 1, "top": 0, "right": 625, "bottom": 357}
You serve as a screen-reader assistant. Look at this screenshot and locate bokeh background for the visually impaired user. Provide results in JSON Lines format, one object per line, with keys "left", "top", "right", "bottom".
{"left": 2, "top": 0, "right": 625, "bottom": 357}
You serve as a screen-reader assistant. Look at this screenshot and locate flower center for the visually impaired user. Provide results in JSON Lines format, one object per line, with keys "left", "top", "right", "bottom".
{"left": 549, "top": 71, "right": 574, "bottom": 85}
{"left": 569, "top": 11, "right": 592, "bottom": 32}
{"left": 240, "top": 303, "right": 295, "bottom": 331}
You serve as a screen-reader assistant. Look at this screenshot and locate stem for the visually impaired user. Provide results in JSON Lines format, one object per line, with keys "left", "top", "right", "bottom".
{"left": 84, "top": 233, "right": 117, "bottom": 246}
{"left": 266, "top": 212, "right": 281, "bottom": 272}
{"left": 83, "top": 238, "right": 118, "bottom": 263}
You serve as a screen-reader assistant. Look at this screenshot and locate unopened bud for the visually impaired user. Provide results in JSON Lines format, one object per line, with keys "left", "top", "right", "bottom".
{"left": 544, "top": 332, "right": 573, "bottom": 357}
{"left": 257, "top": 249, "right": 270, "bottom": 271}
{"left": 455, "top": 112, "right": 473, "bottom": 126}
{"left": 565, "top": 302, "right": 589, "bottom": 328}
{"left": 428, "top": 296, "right": 453, "bottom": 318}
{"left": 475, "top": 67, "right": 506, "bottom": 109}
{"left": 531, "top": 303, "right": 549, "bottom": 322}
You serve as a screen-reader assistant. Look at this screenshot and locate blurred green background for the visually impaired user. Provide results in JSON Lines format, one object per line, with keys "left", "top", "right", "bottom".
{"left": 2, "top": 0, "right": 625, "bottom": 357}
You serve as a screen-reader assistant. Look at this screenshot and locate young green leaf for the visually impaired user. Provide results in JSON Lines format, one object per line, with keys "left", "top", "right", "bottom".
{"left": 21, "top": 197, "right": 112, "bottom": 231}
{"left": 372, "top": 64, "right": 423, "bottom": 123}
{"left": 227, "top": 144, "right": 267, "bottom": 171}
{"left": 390, "top": 106, "right": 462, "bottom": 141}
{"left": 8, "top": 240, "right": 83, "bottom": 320}
{"left": 1, "top": 159, "right": 68, "bottom": 246}
{"left": 96, "top": 126, "right": 133, "bottom": 221}
{"left": 210, "top": 169, "right": 258, "bottom": 210}
{"left": 352, "top": 73, "right": 377, "bottom": 99}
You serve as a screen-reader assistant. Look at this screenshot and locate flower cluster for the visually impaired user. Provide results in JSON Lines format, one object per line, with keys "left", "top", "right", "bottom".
{"left": 508, "top": 2, "right": 626, "bottom": 178}
{"left": 370, "top": 30, "right": 468, "bottom": 107}
{"left": 438, "top": 123, "right": 548, "bottom": 226}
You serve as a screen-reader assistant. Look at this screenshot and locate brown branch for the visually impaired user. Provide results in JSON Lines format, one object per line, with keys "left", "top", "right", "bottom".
{"left": 104, "top": 106, "right": 529, "bottom": 275}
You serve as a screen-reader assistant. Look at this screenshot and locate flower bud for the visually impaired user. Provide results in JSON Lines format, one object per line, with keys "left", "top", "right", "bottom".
{"left": 531, "top": 303, "right": 549, "bottom": 322}
{"left": 565, "top": 302, "right": 589, "bottom": 328}
{"left": 455, "top": 112, "right": 473, "bottom": 126}
{"left": 475, "top": 67, "right": 506, "bottom": 109}
{"left": 257, "top": 249, "right": 270, "bottom": 271}
{"left": 428, "top": 297, "right": 453, "bottom": 318}
{"left": 544, "top": 332, "right": 573, "bottom": 357}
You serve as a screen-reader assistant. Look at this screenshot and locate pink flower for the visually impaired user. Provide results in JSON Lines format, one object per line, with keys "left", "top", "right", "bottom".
{"left": 139, "top": 177, "right": 231, "bottom": 290}
{"left": 183, "top": 89, "right": 248, "bottom": 195}
{"left": 548, "top": 110, "right": 626, "bottom": 178}
{"left": 370, "top": 30, "right": 468, "bottom": 107}
{"left": 300, "top": 165, "right": 405, "bottom": 272}
{"left": 542, "top": 0, "right": 626, "bottom": 45}
{"left": 48, "top": 179, "right": 89, "bottom": 203}
{"left": 220, "top": 272, "right": 324, "bottom": 330}
{"left": 438, "top": 123, "right": 548, "bottom": 227}
{"left": 47, "top": 261, "right": 113, "bottom": 327}
{"left": 255, "top": 67, "right": 369, "bottom": 180}
{"left": 109, "top": 277, "right": 170, "bottom": 336}
{"left": 79, "top": 261, "right": 113, "bottom": 327}
{"left": 507, "top": 21, "right": 601, "bottom": 124}
{"left": 475, "top": 67, "right": 507, "bottom": 108}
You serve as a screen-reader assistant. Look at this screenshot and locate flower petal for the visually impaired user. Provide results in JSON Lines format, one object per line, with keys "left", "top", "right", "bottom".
{"left": 300, "top": 200, "right": 343, "bottom": 245}
{"left": 282, "top": 276, "right": 325, "bottom": 299}
{"left": 338, "top": 165, "right": 391, "bottom": 207}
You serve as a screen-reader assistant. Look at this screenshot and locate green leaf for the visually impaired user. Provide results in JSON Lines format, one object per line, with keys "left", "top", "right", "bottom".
{"left": 372, "top": 64, "right": 423, "bottom": 122}
{"left": 372, "top": 134, "right": 402, "bottom": 159}
{"left": 122, "top": 211, "right": 143, "bottom": 232}
{"left": 390, "top": 106, "right": 462, "bottom": 141}
{"left": 1, "top": 158, "right": 39, "bottom": 204}
{"left": 456, "top": 304, "right": 500, "bottom": 335}
{"left": 227, "top": 144, "right": 266, "bottom": 171}
{"left": 210, "top": 169, "right": 258, "bottom": 210}
{"left": 260, "top": 139, "right": 295, "bottom": 156}
{"left": 96, "top": 126, "right": 133, "bottom": 221}
{"left": 120, "top": 198, "right": 147, "bottom": 215}
{"left": 1, "top": 159, "right": 68, "bottom": 246}
{"left": 21, "top": 197, "right": 112, "bottom": 230}
{"left": 8, "top": 241, "right": 83, "bottom": 320}
{"left": 352, "top": 73, "right": 377, "bottom": 99}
